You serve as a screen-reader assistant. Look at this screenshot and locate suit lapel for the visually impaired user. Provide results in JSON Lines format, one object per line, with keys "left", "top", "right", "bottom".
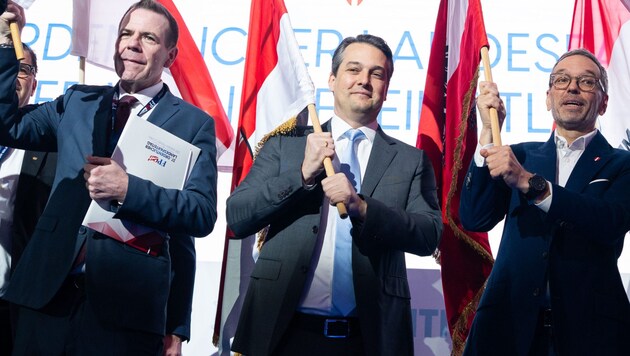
{"left": 319, "top": 122, "right": 396, "bottom": 196}
{"left": 146, "top": 89, "right": 179, "bottom": 128}
{"left": 564, "top": 132, "right": 613, "bottom": 192}
{"left": 93, "top": 88, "right": 116, "bottom": 157}
{"left": 527, "top": 136, "right": 557, "bottom": 183}
{"left": 361, "top": 127, "right": 397, "bottom": 196}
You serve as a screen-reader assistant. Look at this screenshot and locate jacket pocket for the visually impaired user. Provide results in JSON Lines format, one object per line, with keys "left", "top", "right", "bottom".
{"left": 251, "top": 258, "right": 282, "bottom": 281}
{"left": 383, "top": 275, "right": 411, "bottom": 299}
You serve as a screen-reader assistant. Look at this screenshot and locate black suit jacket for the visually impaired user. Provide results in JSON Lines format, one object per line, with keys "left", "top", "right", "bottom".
{"left": 460, "top": 132, "right": 630, "bottom": 355}
{"left": 227, "top": 122, "right": 443, "bottom": 355}
{"left": 0, "top": 48, "right": 217, "bottom": 336}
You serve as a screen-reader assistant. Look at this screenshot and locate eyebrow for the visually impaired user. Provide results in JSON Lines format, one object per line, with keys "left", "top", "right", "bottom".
{"left": 345, "top": 61, "right": 385, "bottom": 72}
{"left": 551, "top": 69, "right": 599, "bottom": 77}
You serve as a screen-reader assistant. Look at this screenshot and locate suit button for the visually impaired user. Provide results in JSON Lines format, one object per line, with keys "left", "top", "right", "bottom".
{"left": 465, "top": 173, "right": 472, "bottom": 188}
{"left": 78, "top": 226, "right": 87, "bottom": 234}
{"left": 542, "top": 251, "right": 548, "bottom": 259}
{"left": 311, "top": 226, "right": 318, "bottom": 234}
{"left": 533, "top": 288, "right": 541, "bottom": 297}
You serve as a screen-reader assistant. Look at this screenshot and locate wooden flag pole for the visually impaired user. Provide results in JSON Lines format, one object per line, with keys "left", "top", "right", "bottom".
{"left": 307, "top": 103, "right": 349, "bottom": 219}
{"left": 480, "top": 46, "right": 502, "bottom": 146}
{"left": 79, "top": 56, "right": 86, "bottom": 85}
{"left": 9, "top": 22, "right": 23, "bottom": 60}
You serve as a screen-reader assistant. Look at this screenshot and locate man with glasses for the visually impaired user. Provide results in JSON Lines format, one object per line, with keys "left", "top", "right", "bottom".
{"left": 460, "top": 48, "right": 630, "bottom": 355}
{"left": 0, "top": 43, "right": 58, "bottom": 356}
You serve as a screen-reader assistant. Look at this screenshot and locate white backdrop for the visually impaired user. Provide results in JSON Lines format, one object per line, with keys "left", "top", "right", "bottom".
{"left": 17, "top": 0, "right": 630, "bottom": 354}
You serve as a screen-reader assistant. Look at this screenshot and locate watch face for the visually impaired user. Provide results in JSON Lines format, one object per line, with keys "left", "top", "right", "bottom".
{"left": 531, "top": 175, "right": 546, "bottom": 190}
{"left": 526, "top": 174, "right": 547, "bottom": 199}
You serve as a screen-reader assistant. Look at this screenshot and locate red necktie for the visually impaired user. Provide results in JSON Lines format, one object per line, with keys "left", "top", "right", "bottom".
{"left": 115, "top": 95, "right": 138, "bottom": 132}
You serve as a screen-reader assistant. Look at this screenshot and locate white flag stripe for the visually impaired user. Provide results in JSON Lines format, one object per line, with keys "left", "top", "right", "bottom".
{"left": 250, "top": 13, "right": 315, "bottom": 146}
{"left": 445, "top": 0, "right": 467, "bottom": 81}
{"left": 599, "top": 23, "right": 630, "bottom": 149}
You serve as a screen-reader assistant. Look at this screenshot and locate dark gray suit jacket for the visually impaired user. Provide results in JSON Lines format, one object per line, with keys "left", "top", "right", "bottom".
{"left": 0, "top": 48, "right": 217, "bottom": 336}
{"left": 227, "top": 122, "right": 442, "bottom": 355}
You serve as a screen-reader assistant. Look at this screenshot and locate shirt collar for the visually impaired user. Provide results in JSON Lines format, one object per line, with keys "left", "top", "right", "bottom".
{"left": 330, "top": 115, "right": 377, "bottom": 143}
{"left": 118, "top": 81, "right": 164, "bottom": 105}
{"left": 554, "top": 129, "right": 597, "bottom": 151}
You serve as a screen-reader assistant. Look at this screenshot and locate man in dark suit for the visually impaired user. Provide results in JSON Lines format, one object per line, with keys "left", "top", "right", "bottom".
{"left": 226, "top": 34, "right": 442, "bottom": 356}
{"left": 460, "top": 49, "right": 630, "bottom": 355}
{"left": 0, "top": 42, "right": 57, "bottom": 356}
{"left": 0, "top": 1, "right": 217, "bottom": 355}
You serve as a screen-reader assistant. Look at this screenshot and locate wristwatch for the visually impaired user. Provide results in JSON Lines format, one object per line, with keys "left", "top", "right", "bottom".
{"left": 525, "top": 174, "right": 547, "bottom": 200}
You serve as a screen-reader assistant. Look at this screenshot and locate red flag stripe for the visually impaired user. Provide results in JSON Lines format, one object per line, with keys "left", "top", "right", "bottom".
{"left": 417, "top": 0, "right": 493, "bottom": 353}
{"left": 569, "top": 0, "right": 630, "bottom": 67}
{"left": 157, "top": 0, "right": 234, "bottom": 155}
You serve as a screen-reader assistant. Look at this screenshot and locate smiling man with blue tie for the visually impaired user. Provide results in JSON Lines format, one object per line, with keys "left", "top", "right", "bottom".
{"left": 226, "top": 34, "right": 443, "bottom": 356}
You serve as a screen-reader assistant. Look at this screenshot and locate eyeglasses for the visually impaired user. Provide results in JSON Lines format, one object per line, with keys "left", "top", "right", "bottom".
{"left": 17, "top": 63, "right": 36, "bottom": 79}
{"left": 549, "top": 73, "right": 602, "bottom": 92}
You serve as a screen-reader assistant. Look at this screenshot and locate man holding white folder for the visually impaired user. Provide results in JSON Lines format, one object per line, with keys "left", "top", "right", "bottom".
{"left": 0, "top": 1, "right": 217, "bottom": 355}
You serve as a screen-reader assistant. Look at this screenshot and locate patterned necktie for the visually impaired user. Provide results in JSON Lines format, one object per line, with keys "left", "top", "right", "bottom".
{"left": 332, "top": 128, "right": 365, "bottom": 316}
{"left": 115, "top": 95, "right": 138, "bottom": 132}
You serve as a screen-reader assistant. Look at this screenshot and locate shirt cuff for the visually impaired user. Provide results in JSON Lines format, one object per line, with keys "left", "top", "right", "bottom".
{"left": 534, "top": 182, "right": 552, "bottom": 212}
{"left": 473, "top": 143, "right": 494, "bottom": 167}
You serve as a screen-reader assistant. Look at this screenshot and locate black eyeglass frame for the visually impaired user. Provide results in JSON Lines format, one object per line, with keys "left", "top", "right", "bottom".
{"left": 17, "top": 63, "right": 36, "bottom": 78}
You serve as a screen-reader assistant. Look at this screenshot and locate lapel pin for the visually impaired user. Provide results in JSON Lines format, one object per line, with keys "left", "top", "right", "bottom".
{"left": 594, "top": 156, "right": 600, "bottom": 162}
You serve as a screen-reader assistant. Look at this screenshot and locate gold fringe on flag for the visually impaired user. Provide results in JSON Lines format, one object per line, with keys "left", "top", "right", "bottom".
{"left": 439, "top": 67, "right": 495, "bottom": 356}
{"left": 253, "top": 115, "right": 301, "bottom": 251}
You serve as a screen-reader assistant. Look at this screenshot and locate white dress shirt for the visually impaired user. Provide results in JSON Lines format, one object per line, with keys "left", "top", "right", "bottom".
{"left": 118, "top": 80, "right": 164, "bottom": 121}
{"left": 297, "top": 116, "right": 377, "bottom": 316}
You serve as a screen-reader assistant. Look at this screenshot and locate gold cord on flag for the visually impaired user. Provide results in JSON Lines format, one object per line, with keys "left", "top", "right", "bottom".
{"left": 438, "top": 67, "right": 494, "bottom": 356}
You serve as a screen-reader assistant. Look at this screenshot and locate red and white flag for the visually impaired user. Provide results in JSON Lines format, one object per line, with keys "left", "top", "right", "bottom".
{"left": 569, "top": 0, "right": 630, "bottom": 150}
{"left": 417, "top": 0, "right": 494, "bottom": 353}
{"left": 212, "top": 0, "right": 314, "bottom": 353}
{"left": 70, "top": 0, "right": 233, "bottom": 160}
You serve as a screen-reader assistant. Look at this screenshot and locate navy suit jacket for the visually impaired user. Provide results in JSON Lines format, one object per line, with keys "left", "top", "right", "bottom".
{"left": 227, "top": 122, "right": 443, "bottom": 355}
{"left": 10, "top": 150, "right": 56, "bottom": 271}
{"left": 0, "top": 49, "right": 217, "bottom": 336}
{"left": 460, "top": 132, "right": 630, "bottom": 355}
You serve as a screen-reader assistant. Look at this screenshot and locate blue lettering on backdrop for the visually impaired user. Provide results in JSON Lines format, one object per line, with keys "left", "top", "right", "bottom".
{"left": 34, "top": 80, "right": 59, "bottom": 103}
{"left": 502, "top": 92, "right": 520, "bottom": 133}
{"left": 411, "top": 308, "right": 448, "bottom": 338}
{"left": 528, "top": 93, "right": 549, "bottom": 133}
{"left": 227, "top": 85, "right": 236, "bottom": 122}
{"left": 536, "top": 34, "right": 562, "bottom": 72}
{"left": 23, "top": 23, "right": 39, "bottom": 46}
{"left": 316, "top": 29, "right": 343, "bottom": 67}
{"left": 294, "top": 28, "right": 311, "bottom": 68}
{"left": 379, "top": 91, "right": 399, "bottom": 130}
{"left": 43, "top": 24, "right": 72, "bottom": 60}
{"left": 486, "top": 34, "right": 501, "bottom": 68}
{"left": 25, "top": 18, "right": 568, "bottom": 135}
{"left": 208, "top": 27, "right": 246, "bottom": 65}
{"left": 392, "top": 31, "right": 423, "bottom": 70}
{"left": 507, "top": 33, "right": 529, "bottom": 72}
